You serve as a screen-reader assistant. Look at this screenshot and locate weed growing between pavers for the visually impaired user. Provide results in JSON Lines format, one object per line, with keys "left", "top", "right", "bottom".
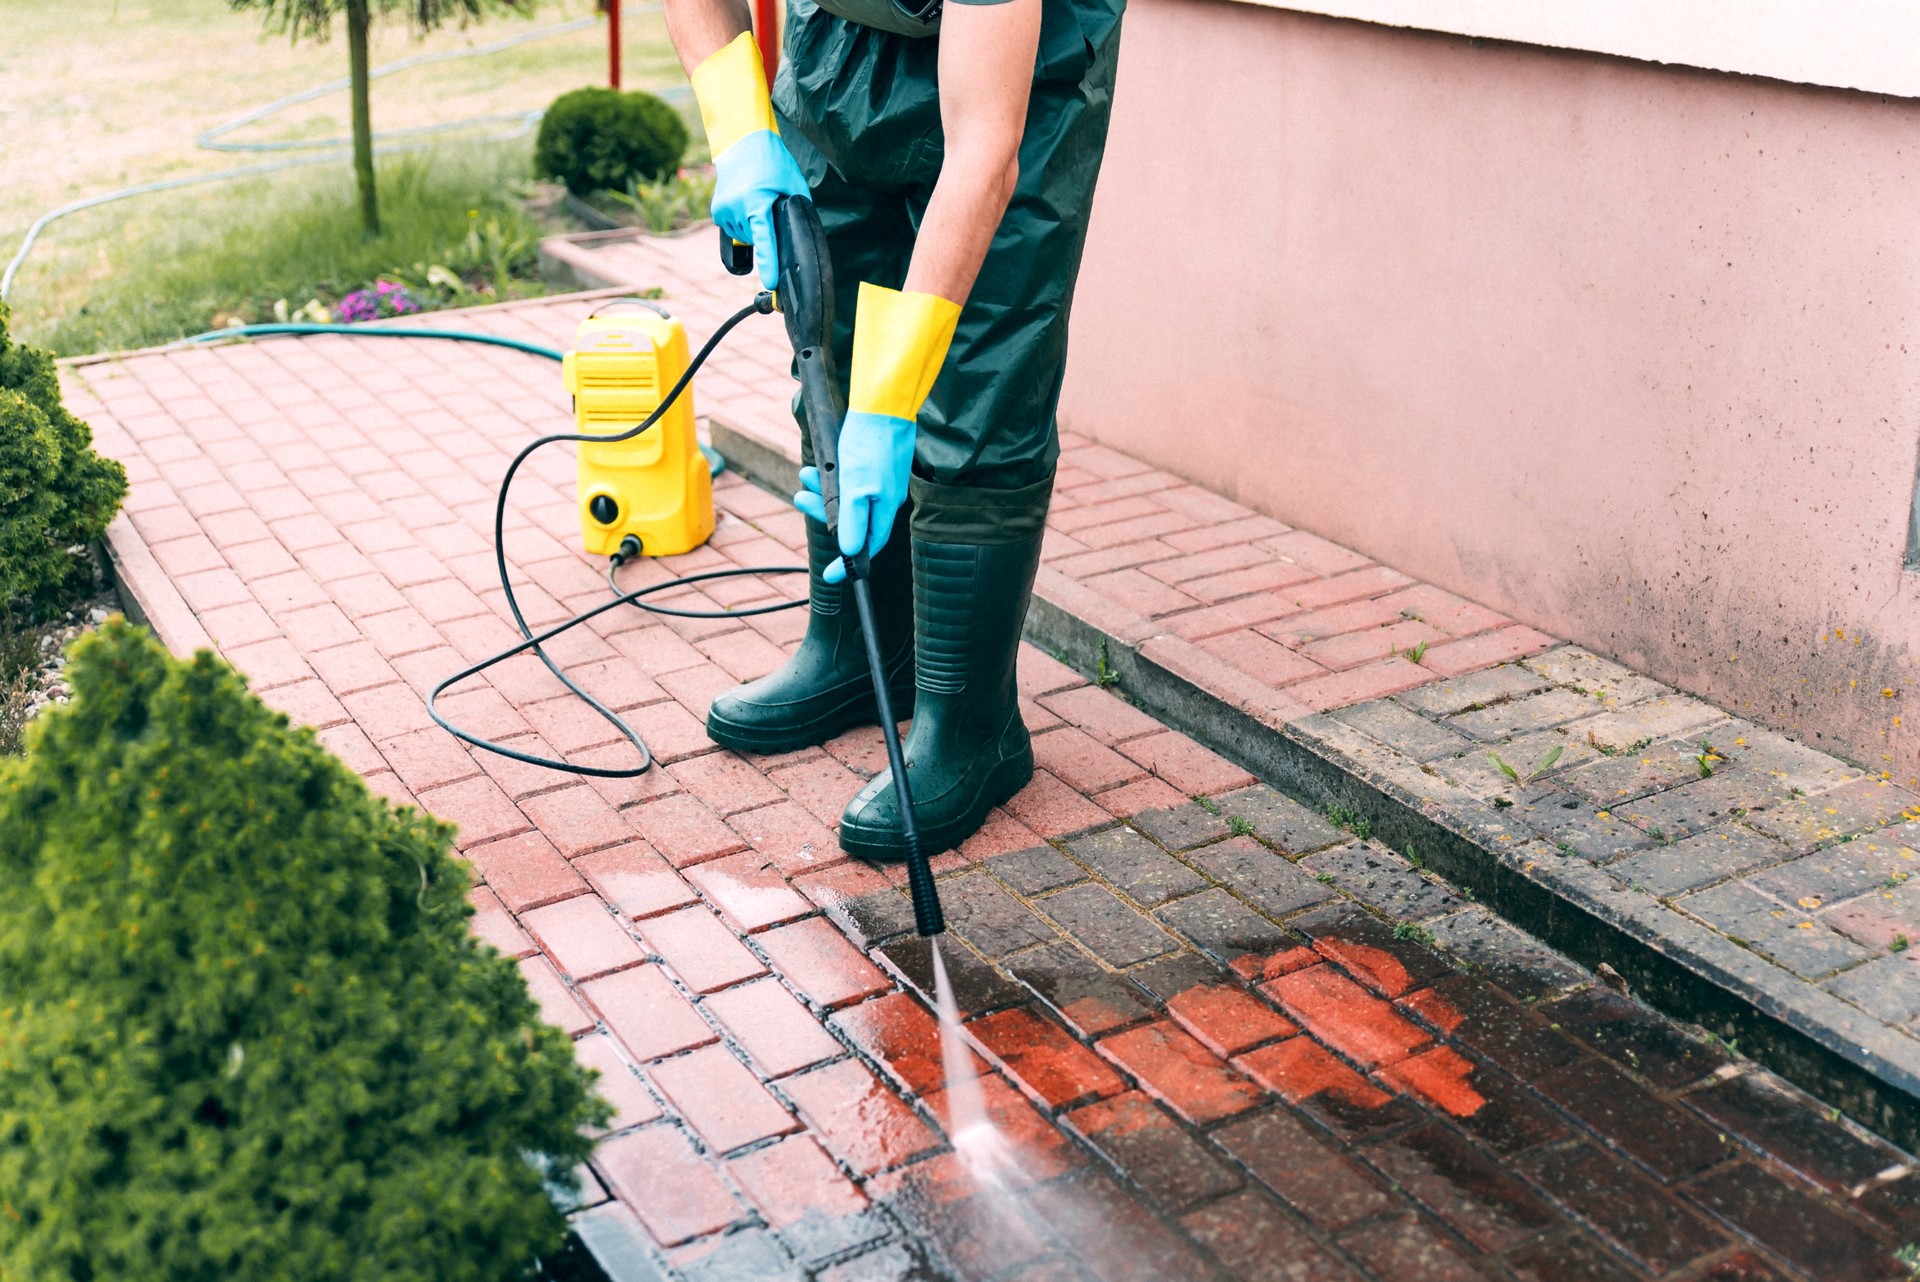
{"left": 0, "top": 622, "right": 606, "bottom": 1280}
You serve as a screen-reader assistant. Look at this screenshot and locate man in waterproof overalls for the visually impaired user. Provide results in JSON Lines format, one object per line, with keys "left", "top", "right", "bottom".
{"left": 668, "top": 0, "right": 1123, "bottom": 860}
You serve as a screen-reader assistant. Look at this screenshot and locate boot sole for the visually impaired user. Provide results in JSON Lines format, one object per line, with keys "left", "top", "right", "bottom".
{"left": 839, "top": 746, "right": 1034, "bottom": 864}
{"left": 706, "top": 684, "right": 916, "bottom": 757}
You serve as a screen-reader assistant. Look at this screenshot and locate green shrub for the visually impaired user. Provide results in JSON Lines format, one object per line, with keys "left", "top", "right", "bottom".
{"left": 0, "top": 303, "right": 126, "bottom": 609}
{"left": 534, "top": 86, "right": 689, "bottom": 196}
{"left": 0, "top": 621, "right": 606, "bottom": 1281}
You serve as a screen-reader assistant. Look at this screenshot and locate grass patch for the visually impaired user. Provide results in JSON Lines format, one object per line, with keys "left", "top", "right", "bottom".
{"left": 33, "top": 144, "right": 554, "bottom": 356}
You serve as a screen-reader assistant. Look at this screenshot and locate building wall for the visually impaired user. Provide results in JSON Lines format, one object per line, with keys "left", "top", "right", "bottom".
{"left": 1061, "top": 0, "right": 1920, "bottom": 780}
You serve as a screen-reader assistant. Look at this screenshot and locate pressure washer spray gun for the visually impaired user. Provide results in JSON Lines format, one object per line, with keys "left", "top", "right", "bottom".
{"left": 722, "top": 200, "right": 945, "bottom": 938}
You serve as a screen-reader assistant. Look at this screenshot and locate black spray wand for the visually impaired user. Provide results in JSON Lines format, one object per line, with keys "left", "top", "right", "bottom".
{"left": 722, "top": 200, "right": 945, "bottom": 937}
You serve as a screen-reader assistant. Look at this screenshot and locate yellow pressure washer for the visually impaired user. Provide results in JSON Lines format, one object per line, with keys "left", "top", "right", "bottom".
{"left": 561, "top": 300, "right": 714, "bottom": 558}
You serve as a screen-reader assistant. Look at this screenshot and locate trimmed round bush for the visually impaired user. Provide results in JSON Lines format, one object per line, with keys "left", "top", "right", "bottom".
{"left": 0, "top": 303, "right": 127, "bottom": 610}
{"left": 0, "top": 622, "right": 607, "bottom": 1281}
{"left": 535, "top": 86, "right": 689, "bottom": 196}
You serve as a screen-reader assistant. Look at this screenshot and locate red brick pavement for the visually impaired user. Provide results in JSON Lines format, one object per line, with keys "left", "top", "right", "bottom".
{"left": 63, "top": 287, "right": 1914, "bottom": 1281}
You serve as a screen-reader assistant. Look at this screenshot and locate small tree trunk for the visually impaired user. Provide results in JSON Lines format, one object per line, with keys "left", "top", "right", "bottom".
{"left": 346, "top": 0, "right": 380, "bottom": 236}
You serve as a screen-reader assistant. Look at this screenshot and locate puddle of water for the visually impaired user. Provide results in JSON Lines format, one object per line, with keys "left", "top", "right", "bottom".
{"left": 930, "top": 937, "right": 1015, "bottom": 1180}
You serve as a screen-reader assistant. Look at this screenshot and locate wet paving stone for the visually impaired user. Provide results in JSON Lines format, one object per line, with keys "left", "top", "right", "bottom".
{"left": 1500, "top": 1229, "right": 1640, "bottom": 1282}
{"left": 1065, "top": 826, "right": 1209, "bottom": 907}
{"left": 1129, "top": 801, "right": 1233, "bottom": 853}
{"left": 678, "top": 1228, "right": 806, "bottom": 1281}
{"left": 965, "top": 1005, "right": 1127, "bottom": 1110}
{"left": 1098, "top": 1019, "right": 1267, "bottom": 1124}
{"left": 1193, "top": 836, "right": 1340, "bottom": 917}
{"left": 1063, "top": 1090, "right": 1243, "bottom": 1213}
{"left": 1335, "top": 1212, "right": 1485, "bottom": 1282}
{"left": 1541, "top": 986, "right": 1729, "bottom": 1088}
{"left": 1300, "top": 842, "right": 1464, "bottom": 921}
{"left": 1423, "top": 906, "right": 1590, "bottom": 1002}
{"left": 1363, "top": 1123, "right": 1558, "bottom": 1251}
{"left": 1127, "top": 951, "right": 1226, "bottom": 1004}
{"left": 1533, "top": 1056, "right": 1730, "bottom": 1182}
{"left": 1687, "top": 1072, "right": 1904, "bottom": 1195}
{"left": 987, "top": 845, "right": 1089, "bottom": 896}
{"left": 1178, "top": 1188, "right": 1365, "bottom": 1282}
{"left": 1288, "top": 902, "right": 1457, "bottom": 999}
{"left": 1608, "top": 825, "right": 1793, "bottom": 898}
{"left": 1155, "top": 888, "right": 1294, "bottom": 970}
{"left": 1214, "top": 784, "right": 1346, "bottom": 855}
{"left": 1006, "top": 942, "right": 1154, "bottom": 1038}
{"left": 1388, "top": 1049, "right": 1570, "bottom": 1155}
{"left": 1035, "top": 882, "right": 1183, "bottom": 968}
{"left": 1212, "top": 1108, "right": 1397, "bottom": 1230}
{"left": 1020, "top": 1169, "right": 1219, "bottom": 1282}
{"left": 1523, "top": 1140, "right": 1727, "bottom": 1273}
{"left": 1166, "top": 984, "right": 1298, "bottom": 1058}
{"left": 1398, "top": 975, "right": 1581, "bottom": 1083}
{"left": 937, "top": 873, "right": 1058, "bottom": 958}
{"left": 873, "top": 936, "right": 1027, "bottom": 1019}
{"left": 776, "top": 1208, "right": 896, "bottom": 1268}
{"left": 1686, "top": 1163, "right": 1905, "bottom": 1282}
{"left": 1678, "top": 881, "right": 1873, "bottom": 979}
{"left": 822, "top": 890, "right": 919, "bottom": 950}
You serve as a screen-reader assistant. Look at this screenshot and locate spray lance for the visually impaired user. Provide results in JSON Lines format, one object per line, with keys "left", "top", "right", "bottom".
{"left": 722, "top": 199, "right": 945, "bottom": 938}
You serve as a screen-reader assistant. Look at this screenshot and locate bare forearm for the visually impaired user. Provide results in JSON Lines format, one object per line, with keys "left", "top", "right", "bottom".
{"left": 903, "top": 150, "right": 1020, "bottom": 304}
{"left": 664, "top": 0, "right": 752, "bottom": 73}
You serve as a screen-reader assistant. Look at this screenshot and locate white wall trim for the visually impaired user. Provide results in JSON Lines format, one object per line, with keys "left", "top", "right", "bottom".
{"left": 1238, "top": 1, "right": 1920, "bottom": 99}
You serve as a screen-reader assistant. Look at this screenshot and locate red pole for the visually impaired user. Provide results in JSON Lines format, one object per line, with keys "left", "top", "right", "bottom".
{"left": 609, "top": 0, "right": 622, "bottom": 90}
{"left": 754, "top": 0, "right": 778, "bottom": 79}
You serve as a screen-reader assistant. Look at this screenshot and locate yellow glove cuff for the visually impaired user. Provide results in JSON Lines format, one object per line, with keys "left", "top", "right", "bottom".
{"left": 690, "top": 32, "right": 778, "bottom": 158}
{"left": 848, "top": 283, "right": 962, "bottom": 421}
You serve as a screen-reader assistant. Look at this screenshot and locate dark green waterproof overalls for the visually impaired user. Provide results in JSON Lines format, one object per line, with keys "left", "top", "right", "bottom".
{"left": 707, "top": 0, "right": 1125, "bottom": 860}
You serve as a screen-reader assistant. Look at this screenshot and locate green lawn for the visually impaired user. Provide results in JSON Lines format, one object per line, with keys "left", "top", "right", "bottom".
{"left": 1, "top": 0, "right": 692, "bottom": 352}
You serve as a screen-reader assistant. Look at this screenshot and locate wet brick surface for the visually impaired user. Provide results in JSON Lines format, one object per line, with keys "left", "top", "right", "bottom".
{"left": 79, "top": 265, "right": 1920, "bottom": 1281}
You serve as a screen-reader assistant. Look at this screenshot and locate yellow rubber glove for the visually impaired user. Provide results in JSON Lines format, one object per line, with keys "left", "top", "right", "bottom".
{"left": 691, "top": 33, "right": 807, "bottom": 289}
{"left": 796, "top": 283, "right": 961, "bottom": 580}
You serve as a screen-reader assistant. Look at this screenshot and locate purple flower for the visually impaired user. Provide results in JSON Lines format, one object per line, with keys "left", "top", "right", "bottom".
{"left": 336, "top": 282, "right": 423, "bottom": 323}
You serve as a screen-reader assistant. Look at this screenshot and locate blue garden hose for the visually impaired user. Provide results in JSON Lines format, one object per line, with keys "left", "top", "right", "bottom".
{"left": 183, "top": 322, "right": 566, "bottom": 362}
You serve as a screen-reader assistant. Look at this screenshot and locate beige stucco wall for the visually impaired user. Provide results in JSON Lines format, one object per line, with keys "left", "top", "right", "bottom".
{"left": 1061, "top": 0, "right": 1920, "bottom": 781}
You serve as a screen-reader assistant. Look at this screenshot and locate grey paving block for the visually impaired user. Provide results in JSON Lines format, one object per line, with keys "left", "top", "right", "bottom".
{"left": 1718, "top": 721, "right": 1865, "bottom": 795}
{"left": 873, "top": 935, "right": 1026, "bottom": 1018}
{"left": 1035, "top": 882, "right": 1183, "bottom": 968}
{"left": 1130, "top": 801, "right": 1232, "bottom": 852}
{"left": 1301, "top": 842, "right": 1464, "bottom": 922}
{"left": 1823, "top": 952, "right": 1920, "bottom": 1026}
{"left": 679, "top": 1230, "right": 803, "bottom": 1282}
{"left": 1445, "top": 731, "right": 1599, "bottom": 800}
{"left": 1744, "top": 780, "right": 1920, "bottom": 854}
{"left": 1748, "top": 836, "right": 1920, "bottom": 910}
{"left": 1448, "top": 689, "right": 1597, "bottom": 742}
{"left": 1331, "top": 697, "right": 1475, "bottom": 762}
{"left": 1215, "top": 784, "right": 1346, "bottom": 855}
{"left": 1565, "top": 697, "right": 1728, "bottom": 753}
{"left": 1192, "top": 835, "right": 1340, "bottom": 917}
{"left": 1424, "top": 906, "right": 1590, "bottom": 1001}
{"left": 1399, "top": 663, "right": 1552, "bottom": 717}
{"left": 1610, "top": 769, "right": 1781, "bottom": 843}
{"left": 938, "top": 872, "right": 1058, "bottom": 958}
{"left": 1609, "top": 826, "right": 1793, "bottom": 898}
{"left": 1006, "top": 941, "right": 1153, "bottom": 1037}
{"left": 567, "top": 1203, "right": 676, "bottom": 1282}
{"left": 1823, "top": 879, "right": 1920, "bottom": 952}
{"left": 987, "top": 844, "right": 1089, "bottom": 896}
{"left": 1512, "top": 786, "right": 1659, "bottom": 863}
{"left": 1065, "top": 825, "right": 1209, "bottom": 907}
{"left": 1679, "top": 881, "right": 1874, "bottom": 979}
{"left": 778, "top": 1209, "right": 896, "bottom": 1268}
{"left": 1154, "top": 888, "right": 1293, "bottom": 970}
{"left": 1127, "top": 950, "right": 1224, "bottom": 1001}
{"left": 1561, "top": 744, "right": 1720, "bottom": 808}
{"left": 823, "top": 891, "right": 918, "bottom": 950}
{"left": 1523, "top": 646, "right": 1670, "bottom": 706}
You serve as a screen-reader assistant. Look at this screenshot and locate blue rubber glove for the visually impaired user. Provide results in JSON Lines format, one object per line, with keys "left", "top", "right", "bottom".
{"left": 690, "top": 33, "right": 807, "bottom": 291}
{"left": 711, "top": 130, "right": 808, "bottom": 291}
{"left": 793, "top": 410, "right": 915, "bottom": 583}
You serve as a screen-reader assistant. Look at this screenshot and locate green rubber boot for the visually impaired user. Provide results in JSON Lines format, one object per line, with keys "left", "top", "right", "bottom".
{"left": 839, "top": 475, "right": 1051, "bottom": 862}
{"left": 706, "top": 506, "right": 914, "bottom": 755}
